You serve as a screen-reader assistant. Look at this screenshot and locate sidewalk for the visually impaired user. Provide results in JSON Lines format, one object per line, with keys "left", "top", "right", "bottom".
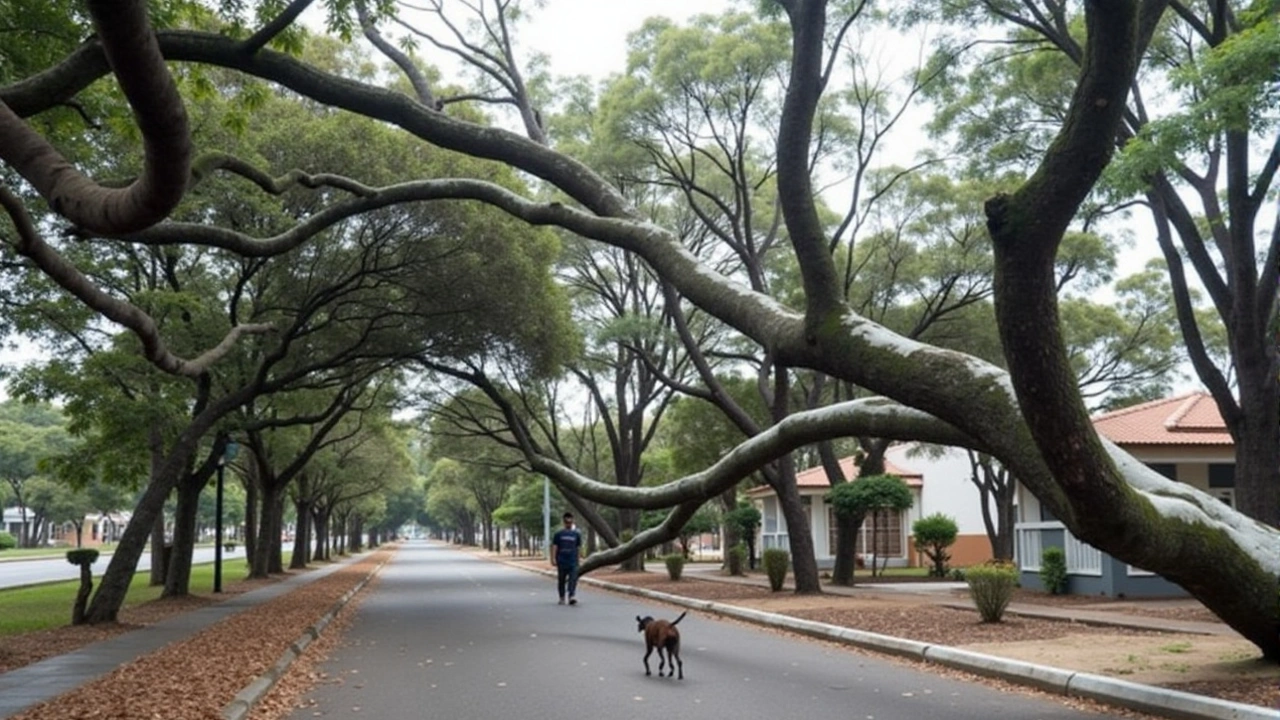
{"left": 0, "top": 556, "right": 360, "bottom": 720}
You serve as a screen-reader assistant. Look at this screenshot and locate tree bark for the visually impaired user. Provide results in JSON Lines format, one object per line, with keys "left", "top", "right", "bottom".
{"left": 163, "top": 474, "right": 202, "bottom": 597}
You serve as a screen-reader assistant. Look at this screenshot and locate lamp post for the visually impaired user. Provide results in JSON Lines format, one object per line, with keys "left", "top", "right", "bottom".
{"left": 214, "top": 441, "right": 239, "bottom": 593}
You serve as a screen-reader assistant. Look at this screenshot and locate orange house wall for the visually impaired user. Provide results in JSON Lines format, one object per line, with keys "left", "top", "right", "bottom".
{"left": 906, "top": 533, "right": 993, "bottom": 569}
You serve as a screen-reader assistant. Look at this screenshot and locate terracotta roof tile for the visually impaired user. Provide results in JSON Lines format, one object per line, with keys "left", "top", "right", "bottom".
{"left": 747, "top": 456, "right": 922, "bottom": 496}
{"left": 1091, "top": 391, "right": 1232, "bottom": 446}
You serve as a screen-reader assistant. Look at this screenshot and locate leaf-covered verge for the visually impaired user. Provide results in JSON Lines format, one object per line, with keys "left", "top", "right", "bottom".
{"left": 5, "top": 549, "right": 390, "bottom": 720}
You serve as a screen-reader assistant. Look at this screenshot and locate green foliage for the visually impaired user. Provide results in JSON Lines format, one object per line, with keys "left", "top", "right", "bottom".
{"left": 65, "top": 548, "right": 99, "bottom": 566}
{"left": 966, "top": 561, "right": 1018, "bottom": 622}
{"left": 911, "top": 513, "right": 959, "bottom": 577}
{"left": 826, "top": 475, "right": 914, "bottom": 519}
{"left": 664, "top": 553, "right": 685, "bottom": 581}
{"left": 762, "top": 547, "right": 790, "bottom": 591}
{"left": 1040, "top": 546, "right": 1068, "bottom": 595}
{"left": 727, "top": 543, "right": 747, "bottom": 576}
{"left": 0, "top": 532, "right": 16, "bottom": 550}
{"left": 723, "top": 504, "right": 762, "bottom": 536}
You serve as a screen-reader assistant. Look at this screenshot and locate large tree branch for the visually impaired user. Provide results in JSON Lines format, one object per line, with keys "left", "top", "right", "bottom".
{"left": 0, "top": 0, "right": 189, "bottom": 234}
{"left": 0, "top": 187, "right": 273, "bottom": 377}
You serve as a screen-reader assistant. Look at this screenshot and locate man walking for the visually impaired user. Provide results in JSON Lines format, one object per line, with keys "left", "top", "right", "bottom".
{"left": 551, "top": 512, "right": 583, "bottom": 605}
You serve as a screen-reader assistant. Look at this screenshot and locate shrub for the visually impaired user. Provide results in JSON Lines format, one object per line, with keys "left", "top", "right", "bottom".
{"left": 762, "top": 548, "right": 790, "bottom": 591}
{"left": 0, "top": 531, "right": 16, "bottom": 550}
{"left": 65, "top": 549, "right": 100, "bottom": 566}
{"left": 966, "top": 560, "right": 1018, "bottom": 622}
{"left": 911, "top": 513, "right": 959, "bottom": 577}
{"left": 949, "top": 567, "right": 966, "bottom": 581}
{"left": 727, "top": 543, "right": 747, "bottom": 576}
{"left": 664, "top": 553, "right": 685, "bottom": 581}
{"left": 1040, "top": 546, "right": 1068, "bottom": 595}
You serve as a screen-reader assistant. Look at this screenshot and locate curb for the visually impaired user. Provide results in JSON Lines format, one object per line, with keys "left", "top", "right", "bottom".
{"left": 578, "top": 574, "right": 1280, "bottom": 720}
{"left": 220, "top": 556, "right": 389, "bottom": 720}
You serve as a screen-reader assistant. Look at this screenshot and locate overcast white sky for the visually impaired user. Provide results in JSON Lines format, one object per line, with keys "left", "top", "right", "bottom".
{"left": 515, "top": 0, "right": 734, "bottom": 79}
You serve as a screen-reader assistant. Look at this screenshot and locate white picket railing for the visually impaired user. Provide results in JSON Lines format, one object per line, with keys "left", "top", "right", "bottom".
{"left": 1064, "top": 533, "right": 1103, "bottom": 576}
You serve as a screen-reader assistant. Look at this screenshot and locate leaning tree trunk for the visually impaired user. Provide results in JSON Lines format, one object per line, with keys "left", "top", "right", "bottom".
{"left": 163, "top": 475, "right": 203, "bottom": 597}
{"left": 984, "top": 0, "right": 1280, "bottom": 659}
{"left": 85, "top": 416, "right": 214, "bottom": 624}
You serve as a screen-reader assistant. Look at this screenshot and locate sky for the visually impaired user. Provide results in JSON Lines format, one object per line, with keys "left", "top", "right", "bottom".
{"left": 515, "top": 0, "right": 734, "bottom": 79}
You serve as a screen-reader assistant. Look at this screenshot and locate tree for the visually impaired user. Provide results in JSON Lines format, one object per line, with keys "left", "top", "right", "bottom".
{"left": 912, "top": 513, "right": 959, "bottom": 577}
{"left": 827, "top": 474, "right": 913, "bottom": 577}
{"left": 0, "top": 402, "right": 74, "bottom": 547}
{"left": 923, "top": 0, "right": 1280, "bottom": 529}
{"left": 8, "top": 0, "right": 1280, "bottom": 659}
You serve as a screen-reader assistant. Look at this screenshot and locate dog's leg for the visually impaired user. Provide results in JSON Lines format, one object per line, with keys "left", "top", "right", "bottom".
{"left": 673, "top": 646, "right": 683, "bottom": 679}
{"left": 658, "top": 646, "right": 667, "bottom": 676}
{"left": 643, "top": 645, "right": 653, "bottom": 676}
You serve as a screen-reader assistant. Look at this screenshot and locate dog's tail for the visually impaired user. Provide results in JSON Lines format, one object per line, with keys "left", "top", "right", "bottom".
{"left": 672, "top": 611, "right": 687, "bottom": 626}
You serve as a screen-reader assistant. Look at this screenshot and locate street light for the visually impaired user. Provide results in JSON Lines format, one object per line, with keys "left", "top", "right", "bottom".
{"left": 214, "top": 441, "right": 239, "bottom": 593}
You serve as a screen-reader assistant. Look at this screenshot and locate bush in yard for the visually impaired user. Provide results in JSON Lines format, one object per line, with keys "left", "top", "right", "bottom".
{"left": 762, "top": 548, "right": 790, "bottom": 591}
{"left": 664, "top": 553, "right": 685, "bottom": 581}
{"left": 1040, "top": 546, "right": 1068, "bottom": 595}
{"left": 966, "top": 560, "right": 1018, "bottom": 622}
{"left": 727, "top": 543, "right": 747, "bottom": 576}
{"left": 912, "top": 513, "right": 959, "bottom": 577}
{"left": 0, "top": 531, "right": 16, "bottom": 550}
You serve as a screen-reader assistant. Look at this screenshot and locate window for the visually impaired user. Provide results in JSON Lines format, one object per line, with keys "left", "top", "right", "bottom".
{"left": 1208, "top": 464, "right": 1235, "bottom": 488}
{"left": 1147, "top": 463, "right": 1177, "bottom": 481}
{"left": 855, "top": 509, "right": 903, "bottom": 556}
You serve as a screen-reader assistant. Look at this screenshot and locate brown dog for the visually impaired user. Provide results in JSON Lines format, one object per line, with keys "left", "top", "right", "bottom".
{"left": 636, "top": 610, "right": 686, "bottom": 679}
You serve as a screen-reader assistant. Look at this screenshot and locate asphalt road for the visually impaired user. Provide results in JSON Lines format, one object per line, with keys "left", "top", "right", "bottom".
{"left": 0, "top": 547, "right": 229, "bottom": 589}
{"left": 287, "top": 541, "right": 1125, "bottom": 720}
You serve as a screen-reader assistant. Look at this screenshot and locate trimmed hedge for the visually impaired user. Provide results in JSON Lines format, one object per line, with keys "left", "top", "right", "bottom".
{"left": 966, "top": 560, "right": 1018, "bottom": 622}
{"left": 664, "top": 553, "right": 685, "bottom": 581}
{"left": 762, "top": 548, "right": 790, "bottom": 591}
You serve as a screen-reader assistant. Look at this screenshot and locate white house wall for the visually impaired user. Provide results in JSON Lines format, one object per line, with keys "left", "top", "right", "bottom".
{"left": 885, "top": 444, "right": 994, "bottom": 535}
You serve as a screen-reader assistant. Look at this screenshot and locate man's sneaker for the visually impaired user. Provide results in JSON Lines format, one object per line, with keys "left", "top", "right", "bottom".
{"left": 568, "top": 596, "right": 577, "bottom": 605}
{"left": 558, "top": 598, "right": 566, "bottom": 605}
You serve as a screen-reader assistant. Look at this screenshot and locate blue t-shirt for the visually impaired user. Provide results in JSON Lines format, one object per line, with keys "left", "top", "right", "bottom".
{"left": 553, "top": 527, "right": 582, "bottom": 565}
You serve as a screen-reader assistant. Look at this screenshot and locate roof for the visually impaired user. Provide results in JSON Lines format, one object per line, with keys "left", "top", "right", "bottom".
{"left": 747, "top": 456, "right": 922, "bottom": 497}
{"left": 1091, "top": 391, "right": 1232, "bottom": 447}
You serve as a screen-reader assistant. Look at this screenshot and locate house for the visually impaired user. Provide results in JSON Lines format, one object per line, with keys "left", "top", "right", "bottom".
{"left": 2, "top": 506, "right": 40, "bottom": 544}
{"left": 747, "top": 448, "right": 996, "bottom": 570}
{"left": 1014, "top": 392, "right": 1231, "bottom": 597}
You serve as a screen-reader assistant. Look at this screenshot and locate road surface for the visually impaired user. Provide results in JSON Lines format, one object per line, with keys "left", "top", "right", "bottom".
{"left": 287, "top": 541, "right": 1125, "bottom": 720}
{"left": 0, "top": 546, "right": 230, "bottom": 589}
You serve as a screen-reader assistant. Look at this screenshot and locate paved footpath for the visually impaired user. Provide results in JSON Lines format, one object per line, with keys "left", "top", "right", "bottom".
{"left": 288, "top": 542, "right": 1127, "bottom": 720}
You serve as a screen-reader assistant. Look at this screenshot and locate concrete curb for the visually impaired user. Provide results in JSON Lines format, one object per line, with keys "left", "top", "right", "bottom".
{"left": 579, "top": 574, "right": 1280, "bottom": 720}
{"left": 220, "top": 557, "right": 388, "bottom": 720}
